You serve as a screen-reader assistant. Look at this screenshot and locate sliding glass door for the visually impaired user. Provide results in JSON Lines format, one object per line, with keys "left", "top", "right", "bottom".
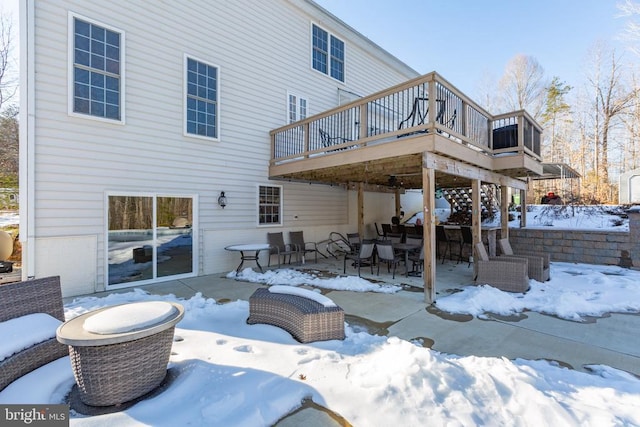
{"left": 107, "top": 194, "right": 195, "bottom": 287}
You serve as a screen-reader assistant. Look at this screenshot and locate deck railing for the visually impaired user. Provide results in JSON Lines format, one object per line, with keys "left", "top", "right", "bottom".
{"left": 270, "top": 72, "right": 542, "bottom": 165}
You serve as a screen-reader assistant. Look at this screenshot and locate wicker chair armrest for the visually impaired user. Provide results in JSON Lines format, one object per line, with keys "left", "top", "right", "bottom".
{"left": 488, "top": 256, "right": 528, "bottom": 267}
{"left": 500, "top": 254, "right": 543, "bottom": 267}
{"left": 515, "top": 250, "right": 550, "bottom": 266}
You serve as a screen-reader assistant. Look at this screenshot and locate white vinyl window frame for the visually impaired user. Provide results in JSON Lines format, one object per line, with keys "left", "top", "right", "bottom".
{"left": 257, "top": 184, "right": 283, "bottom": 227}
{"left": 287, "top": 92, "right": 308, "bottom": 124}
{"left": 310, "top": 23, "right": 345, "bottom": 83}
{"left": 68, "top": 12, "right": 125, "bottom": 124}
{"left": 183, "top": 54, "right": 221, "bottom": 141}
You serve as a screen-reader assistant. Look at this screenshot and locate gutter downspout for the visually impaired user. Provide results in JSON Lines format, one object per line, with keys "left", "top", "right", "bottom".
{"left": 19, "top": 0, "right": 36, "bottom": 279}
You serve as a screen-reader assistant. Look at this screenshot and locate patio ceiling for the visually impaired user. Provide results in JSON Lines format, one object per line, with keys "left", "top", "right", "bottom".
{"left": 273, "top": 151, "right": 532, "bottom": 191}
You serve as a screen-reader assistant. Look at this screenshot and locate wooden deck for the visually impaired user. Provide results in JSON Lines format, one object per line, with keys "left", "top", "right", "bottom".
{"left": 269, "top": 72, "right": 543, "bottom": 190}
{"left": 268, "top": 71, "right": 546, "bottom": 304}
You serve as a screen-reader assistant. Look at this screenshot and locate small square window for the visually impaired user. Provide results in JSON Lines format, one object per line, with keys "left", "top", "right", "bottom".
{"left": 258, "top": 185, "right": 282, "bottom": 225}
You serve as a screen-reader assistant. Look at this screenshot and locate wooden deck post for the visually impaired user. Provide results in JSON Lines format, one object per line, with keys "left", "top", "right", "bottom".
{"left": 520, "top": 188, "right": 527, "bottom": 227}
{"left": 471, "top": 179, "right": 481, "bottom": 277}
{"left": 358, "top": 183, "right": 364, "bottom": 238}
{"left": 423, "top": 167, "right": 436, "bottom": 304}
{"left": 501, "top": 185, "right": 509, "bottom": 240}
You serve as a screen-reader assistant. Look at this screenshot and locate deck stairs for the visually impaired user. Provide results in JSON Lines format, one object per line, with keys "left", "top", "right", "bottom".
{"left": 443, "top": 184, "right": 500, "bottom": 219}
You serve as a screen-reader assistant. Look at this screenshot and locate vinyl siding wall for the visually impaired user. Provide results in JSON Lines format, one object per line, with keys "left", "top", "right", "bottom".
{"left": 29, "top": 0, "right": 419, "bottom": 295}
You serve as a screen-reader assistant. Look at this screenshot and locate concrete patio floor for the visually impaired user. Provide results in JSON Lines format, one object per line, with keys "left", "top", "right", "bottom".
{"left": 66, "top": 256, "right": 640, "bottom": 426}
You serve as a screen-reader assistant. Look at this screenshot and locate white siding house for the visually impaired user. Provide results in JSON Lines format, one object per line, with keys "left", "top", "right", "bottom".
{"left": 20, "top": 0, "right": 419, "bottom": 296}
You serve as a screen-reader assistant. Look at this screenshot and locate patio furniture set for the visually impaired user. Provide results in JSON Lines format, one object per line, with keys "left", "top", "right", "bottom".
{"left": 2, "top": 274, "right": 346, "bottom": 408}
{"left": 1, "top": 275, "right": 184, "bottom": 407}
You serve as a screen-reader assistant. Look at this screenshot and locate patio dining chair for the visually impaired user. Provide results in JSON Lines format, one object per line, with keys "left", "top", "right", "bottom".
{"left": 289, "top": 231, "right": 321, "bottom": 264}
{"left": 343, "top": 239, "right": 375, "bottom": 277}
{"left": 267, "top": 232, "right": 299, "bottom": 268}
{"left": 346, "top": 232, "right": 361, "bottom": 254}
{"left": 375, "top": 240, "right": 403, "bottom": 279}
{"left": 408, "top": 244, "right": 424, "bottom": 275}
{"left": 319, "top": 129, "right": 353, "bottom": 151}
{"left": 436, "top": 225, "right": 459, "bottom": 264}
{"left": 458, "top": 226, "right": 473, "bottom": 267}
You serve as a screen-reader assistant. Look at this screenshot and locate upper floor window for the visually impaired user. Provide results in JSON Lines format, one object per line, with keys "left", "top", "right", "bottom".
{"left": 288, "top": 94, "right": 307, "bottom": 124}
{"left": 258, "top": 185, "right": 282, "bottom": 226}
{"left": 312, "top": 24, "right": 344, "bottom": 82}
{"left": 70, "top": 14, "right": 123, "bottom": 121}
{"left": 185, "top": 56, "right": 219, "bottom": 139}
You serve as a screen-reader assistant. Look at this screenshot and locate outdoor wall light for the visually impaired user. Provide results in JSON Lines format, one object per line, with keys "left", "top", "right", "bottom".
{"left": 218, "top": 191, "right": 227, "bottom": 209}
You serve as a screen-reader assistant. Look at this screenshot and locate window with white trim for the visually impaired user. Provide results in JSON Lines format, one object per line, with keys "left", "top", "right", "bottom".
{"left": 186, "top": 57, "right": 219, "bottom": 139}
{"left": 71, "top": 15, "right": 123, "bottom": 121}
{"left": 288, "top": 93, "right": 307, "bottom": 124}
{"left": 312, "top": 24, "right": 344, "bottom": 82}
{"left": 258, "top": 185, "right": 282, "bottom": 225}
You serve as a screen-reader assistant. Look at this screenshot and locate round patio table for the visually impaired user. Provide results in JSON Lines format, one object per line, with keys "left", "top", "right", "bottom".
{"left": 56, "top": 301, "right": 184, "bottom": 406}
{"left": 225, "top": 243, "right": 271, "bottom": 273}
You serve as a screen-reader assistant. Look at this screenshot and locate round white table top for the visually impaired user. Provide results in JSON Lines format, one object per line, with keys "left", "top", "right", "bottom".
{"left": 225, "top": 244, "right": 271, "bottom": 251}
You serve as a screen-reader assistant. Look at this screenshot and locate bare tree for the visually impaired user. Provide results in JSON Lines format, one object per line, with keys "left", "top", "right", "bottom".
{"left": 585, "top": 42, "right": 637, "bottom": 202}
{"left": 0, "top": 11, "right": 16, "bottom": 112}
{"left": 497, "top": 54, "right": 547, "bottom": 118}
{"left": 618, "top": 0, "right": 640, "bottom": 56}
{"left": 0, "top": 105, "right": 18, "bottom": 174}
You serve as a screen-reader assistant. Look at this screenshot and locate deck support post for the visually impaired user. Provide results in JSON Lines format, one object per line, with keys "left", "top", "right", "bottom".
{"left": 422, "top": 166, "right": 436, "bottom": 304}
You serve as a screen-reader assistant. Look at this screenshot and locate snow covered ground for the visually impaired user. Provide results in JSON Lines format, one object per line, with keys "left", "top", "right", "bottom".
{"left": 0, "top": 208, "right": 639, "bottom": 426}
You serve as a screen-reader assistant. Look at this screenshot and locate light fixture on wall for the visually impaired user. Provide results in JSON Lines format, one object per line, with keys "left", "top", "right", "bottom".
{"left": 218, "top": 191, "right": 227, "bottom": 209}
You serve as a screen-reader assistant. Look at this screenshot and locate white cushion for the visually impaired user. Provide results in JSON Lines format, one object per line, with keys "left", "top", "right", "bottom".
{"left": 268, "top": 285, "right": 337, "bottom": 307}
{"left": 0, "top": 313, "right": 62, "bottom": 361}
{"left": 83, "top": 301, "right": 176, "bottom": 334}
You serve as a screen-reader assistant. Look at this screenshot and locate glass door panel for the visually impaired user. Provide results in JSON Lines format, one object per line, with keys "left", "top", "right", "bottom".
{"left": 157, "top": 197, "right": 193, "bottom": 278}
{"left": 107, "top": 195, "right": 154, "bottom": 285}
{"left": 107, "top": 194, "right": 195, "bottom": 286}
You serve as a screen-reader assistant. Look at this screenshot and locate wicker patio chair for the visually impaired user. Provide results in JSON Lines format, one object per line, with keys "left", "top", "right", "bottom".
{"left": 474, "top": 243, "right": 529, "bottom": 293}
{"left": 0, "top": 276, "right": 68, "bottom": 391}
{"left": 498, "top": 238, "right": 550, "bottom": 282}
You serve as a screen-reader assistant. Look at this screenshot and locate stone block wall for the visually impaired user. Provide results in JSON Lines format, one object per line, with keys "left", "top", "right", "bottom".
{"left": 507, "top": 209, "right": 640, "bottom": 268}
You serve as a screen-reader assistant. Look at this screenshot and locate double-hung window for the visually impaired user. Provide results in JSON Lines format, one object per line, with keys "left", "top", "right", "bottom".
{"left": 288, "top": 93, "right": 307, "bottom": 124}
{"left": 70, "top": 14, "right": 123, "bottom": 121}
{"left": 312, "top": 24, "right": 344, "bottom": 82}
{"left": 185, "top": 56, "right": 219, "bottom": 139}
{"left": 258, "top": 185, "right": 282, "bottom": 226}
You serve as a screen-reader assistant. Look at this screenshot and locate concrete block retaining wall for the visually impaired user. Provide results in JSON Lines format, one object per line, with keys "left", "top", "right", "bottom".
{"left": 507, "top": 210, "right": 640, "bottom": 268}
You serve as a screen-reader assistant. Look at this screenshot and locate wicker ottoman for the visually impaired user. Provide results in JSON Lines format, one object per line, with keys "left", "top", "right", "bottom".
{"left": 57, "top": 301, "right": 184, "bottom": 406}
{"left": 247, "top": 287, "right": 344, "bottom": 343}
